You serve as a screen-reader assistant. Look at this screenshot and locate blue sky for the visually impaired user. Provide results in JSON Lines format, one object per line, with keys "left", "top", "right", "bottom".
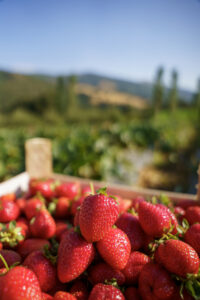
{"left": 0, "top": 0, "right": 199, "bottom": 91}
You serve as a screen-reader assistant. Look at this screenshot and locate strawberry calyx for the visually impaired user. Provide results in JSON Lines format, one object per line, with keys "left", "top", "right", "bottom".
{"left": 149, "top": 230, "right": 179, "bottom": 253}
{"left": 176, "top": 218, "right": 190, "bottom": 236}
{"left": 127, "top": 207, "right": 138, "bottom": 216}
{"left": 96, "top": 187, "right": 108, "bottom": 196}
{"left": 43, "top": 238, "right": 59, "bottom": 265}
{"left": 50, "top": 180, "right": 60, "bottom": 191}
{"left": 0, "top": 221, "right": 24, "bottom": 247}
{"left": 48, "top": 199, "right": 58, "bottom": 215}
{"left": 104, "top": 278, "right": 125, "bottom": 293}
{"left": 172, "top": 269, "right": 200, "bottom": 300}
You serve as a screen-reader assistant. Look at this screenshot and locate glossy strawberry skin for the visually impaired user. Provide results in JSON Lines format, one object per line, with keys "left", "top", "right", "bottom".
{"left": 55, "top": 221, "right": 70, "bottom": 241}
{"left": 89, "top": 262, "right": 125, "bottom": 285}
{"left": 89, "top": 283, "right": 125, "bottom": 300}
{"left": 42, "top": 293, "right": 53, "bottom": 300}
{"left": 0, "top": 199, "right": 20, "bottom": 223}
{"left": 17, "top": 238, "right": 50, "bottom": 258}
{"left": 24, "top": 198, "right": 44, "bottom": 220}
{"left": 176, "top": 199, "right": 199, "bottom": 210}
{"left": 116, "top": 213, "right": 145, "bottom": 251}
{"left": 138, "top": 201, "right": 171, "bottom": 237}
{"left": 124, "top": 287, "right": 141, "bottom": 300}
{"left": 79, "top": 194, "right": 119, "bottom": 242}
{"left": 156, "top": 239, "right": 199, "bottom": 277}
{"left": 185, "top": 206, "right": 200, "bottom": 225}
{"left": 55, "top": 182, "right": 80, "bottom": 199}
{"left": 70, "top": 280, "right": 89, "bottom": 300}
{"left": 122, "top": 251, "right": 150, "bottom": 285}
{"left": 0, "top": 249, "right": 21, "bottom": 268}
{"left": 156, "top": 204, "right": 178, "bottom": 234}
{"left": 96, "top": 228, "right": 131, "bottom": 270}
{"left": 23, "top": 250, "right": 56, "bottom": 292}
{"left": 71, "top": 196, "right": 84, "bottom": 216}
{"left": 54, "top": 197, "right": 70, "bottom": 218}
{"left": 139, "top": 262, "right": 176, "bottom": 300}
{"left": 57, "top": 229, "right": 95, "bottom": 283}
{"left": 0, "top": 266, "right": 42, "bottom": 300}
{"left": 184, "top": 223, "right": 200, "bottom": 255}
{"left": 29, "top": 179, "right": 55, "bottom": 199}
{"left": 30, "top": 210, "right": 56, "bottom": 239}
{"left": 53, "top": 291, "right": 76, "bottom": 300}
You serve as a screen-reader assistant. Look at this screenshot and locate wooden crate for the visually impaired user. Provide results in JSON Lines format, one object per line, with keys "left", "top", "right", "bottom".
{"left": 0, "top": 138, "right": 199, "bottom": 204}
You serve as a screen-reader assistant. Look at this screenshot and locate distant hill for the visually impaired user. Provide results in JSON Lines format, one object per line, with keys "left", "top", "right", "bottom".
{"left": 78, "top": 73, "right": 194, "bottom": 103}
{"left": 0, "top": 70, "right": 194, "bottom": 112}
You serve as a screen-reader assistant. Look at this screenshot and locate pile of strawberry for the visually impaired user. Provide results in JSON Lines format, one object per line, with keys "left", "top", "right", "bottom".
{"left": 0, "top": 178, "right": 200, "bottom": 300}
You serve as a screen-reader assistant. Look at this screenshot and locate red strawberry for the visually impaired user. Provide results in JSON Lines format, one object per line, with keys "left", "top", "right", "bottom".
{"left": 81, "top": 186, "right": 92, "bottom": 196}
{"left": 155, "top": 239, "right": 199, "bottom": 277}
{"left": 138, "top": 201, "right": 171, "bottom": 237}
{"left": 122, "top": 251, "right": 150, "bottom": 285}
{"left": 30, "top": 210, "right": 56, "bottom": 239}
{"left": 29, "top": 179, "right": 55, "bottom": 199}
{"left": 54, "top": 291, "right": 76, "bottom": 300}
{"left": 71, "top": 196, "right": 84, "bottom": 216}
{"left": 24, "top": 197, "right": 44, "bottom": 220}
{"left": 88, "top": 283, "right": 125, "bottom": 300}
{"left": 0, "top": 250, "right": 21, "bottom": 268}
{"left": 0, "top": 199, "right": 20, "bottom": 223}
{"left": 70, "top": 280, "right": 89, "bottom": 300}
{"left": 0, "top": 266, "right": 42, "bottom": 300}
{"left": 156, "top": 204, "right": 178, "bottom": 234}
{"left": 79, "top": 193, "right": 119, "bottom": 242}
{"left": 23, "top": 250, "right": 56, "bottom": 292}
{"left": 184, "top": 223, "right": 200, "bottom": 255}
{"left": 139, "top": 262, "right": 176, "bottom": 300}
{"left": 174, "top": 206, "right": 186, "bottom": 223}
{"left": 0, "top": 242, "right": 2, "bottom": 250}
{"left": 116, "top": 212, "right": 145, "bottom": 251}
{"left": 0, "top": 221, "right": 26, "bottom": 248}
{"left": 49, "top": 197, "right": 70, "bottom": 218}
{"left": 89, "top": 262, "right": 125, "bottom": 285}
{"left": 18, "top": 238, "right": 50, "bottom": 258}
{"left": 16, "top": 197, "right": 27, "bottom": 212}
{"left": 57, "top": 229, "right": 95, "bottom": 283}
{"left": 42, "top": 293, "right": 54, "bottom": 300}
{"left": 176, "top": 199, "right": 199, "bottom": 210}
{"left": 55, "top": 221, "right": 70, "bottom": 241}
{"left": 55, "top": 182, "right": 80, "bottom": 199}
{"left": 74, "top": 210, "right": 80, "bottom": 227}
{"left": 124, "top": 287, "right": 141, "bottom": 300}
{"left": 185, "top": 206, "right": 200, "bottom": 225}
{"left": 96, "top": 227, "right": 131, "bottom": 270}
{"left": 173, "top": 288, "right": 193, "bottom": 300}
{"left": 0, "top": 193, "right": 16, "bottom": 202}
{"left": 132, "top": 196, "right": 145, "bottom": 211}
{"left": 16, "top": 217, "right": 30, "bottom": 238}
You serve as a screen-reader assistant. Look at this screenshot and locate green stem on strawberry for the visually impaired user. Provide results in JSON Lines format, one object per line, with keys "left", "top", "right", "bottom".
{"left": 89, "top": 182, "right": 95, "bottom": 195}
{"left": 0, "top": 253, "right": 9, "bottom": 271}
{"left": 0, "top": 221, "right": 24, "bottom": 248}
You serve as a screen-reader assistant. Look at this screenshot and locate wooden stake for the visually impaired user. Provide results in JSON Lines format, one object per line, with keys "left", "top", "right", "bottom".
{"left": 25, "top": 138, "right": 52, "bottom": 179}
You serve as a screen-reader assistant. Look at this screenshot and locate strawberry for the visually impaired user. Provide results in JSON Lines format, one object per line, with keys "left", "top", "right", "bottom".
{"left": 116, "top": 212, "right": 145, "bottom": 251}
{"left": 57, "top": 229, "right": 95, "bottom": 283}
{"left": 0, "top": 220, "right": 25, "bottom": 248}
{"left": 24, "top": 197, "right": 44, "bottom": 220}
{"left": 132, "top": 196, "right": 145, "bottom": 211}
{"left": 138, "top": 201, "right": 171, "bottom": 237}
{"left": 0, "top": 266, "right": 42, "bottom": 300}
{"left": 88, "top": 283, "right": 125, "bottom": 300}
{"left": 42, "top": 293, "right": 54, "bottom": 300}
{"left": 156, "top": 204, "right": 178, "bottom": 234}
{"left": 15, "top": 197, "right": 27, "bottom": 212}
{"left": 176, "top": 199, "right": 199, "bottom": 210}
{"left": 173, "top": 288, "right": 194, "bottom": 300}
{"left": 0, "top": 249, "right": 21, "bottom": 268}
{"left": 79, "top": 193, "right": 119, "bottom": 242}
{"left": 53, "top": 291, "right": 76, "bottom": 300}
{"left": 29, "top": 179, "right": 55, "bottom": 199}
{"left": 16, "top": 217, "right": 30, "bottom": 238}
{"left": 184, "top": 223, "right": 200, "bottom": 255}
{"left": 0, "top": 193, "right": 16, "bottom": 202}
{"left": 185, "top": 206, "right": 200, "bottom": 225}
{"left": 18, "top": 238, "right": 50, "bottom": 258}
{"left": 74, "top": 210, "right": 80, "bottom": 227}
{"left": 30, "top": 209, "right": 56, "bottom": 239}
{"left": 0, "top": 242, "right": 2, "bottom": 250}
{"left": 96, "top": 227, "right": 131, "bottom": 270}
{"left": 155, "top": 239, "right": 199, "bottom": 277}
{"left": 81, "top": 186, "right": 92, "bottom": 196}
{"left": 48, "top": 197, "right": 70, "bottom": 218}
{"left": 23, "top": 250, "right": 56, "bottom": 292}
{"left": 174, "top": 206, "right": 186, "bottom": 223}
{"left": 70, "top": 280, "right": 89, "bottom": 300}
{"left": 71, "top": 196, "right": 84, "bottom": 216}
{"left": 55, "top": 221, "right": 70, "bottom": 241}
{"left": 89, "top": 262, "right": 125, "bottom": 285}
{"left": 122, "top": 251, "right": 150, "bottom": 285}
{"left": 139, "top": 262, "right": 176, "bottom": 300}
{"left": 55, "top": 182, "right": 80, "bottom": 199}
{"left": 124, "top": 287, "right": 141, "bottom": 300}
{"left": 0, "top": 199, "right": 20, "bottom": 223}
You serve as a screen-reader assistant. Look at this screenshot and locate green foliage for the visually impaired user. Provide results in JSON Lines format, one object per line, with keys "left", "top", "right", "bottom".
{"left": 168, "top": 69, "right": 179, "bottom": 112}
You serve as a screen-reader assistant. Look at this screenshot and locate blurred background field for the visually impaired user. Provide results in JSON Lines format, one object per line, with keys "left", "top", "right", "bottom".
{"left": 0, "top": 70, "right": 199, "bottom": 193}
{"left": 0, "top": 0, "right": 199, "bottom": 193}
